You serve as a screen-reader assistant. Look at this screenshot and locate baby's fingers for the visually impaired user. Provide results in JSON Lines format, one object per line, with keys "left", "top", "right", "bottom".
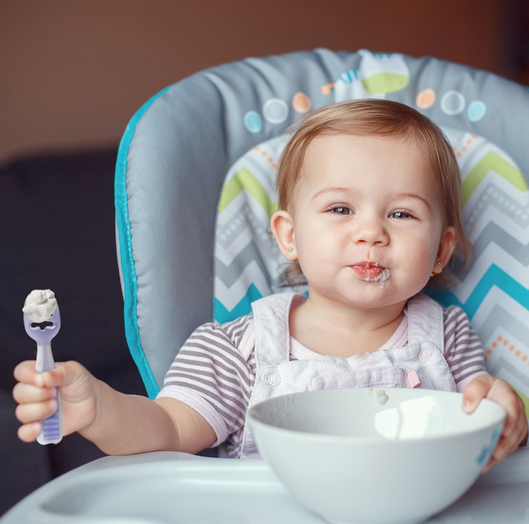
{"left": 14, "top": 360, "right": 47, "bottom": 387}
{"left": 482, "top": 454, "right": 500, "bottom": 474}
{"left": 486, "top": 380, "right": 527, "bottom": 443}
{"left": 15, "top": 398, "right": 58, "bottom": 426}
{"left": 462, "top": 375, "right": 494, "bottom": 413}
{"left": 17, "top": 422, "right": 43, "bottom": 443}
{"left": 483, "top": 429, "right": 519, "bottom": 473}
{"left": 14, "top": 360, "right": 84, "bottom": 390}
{"left": 13, "top": 382, "right": 57, "bottom": 404}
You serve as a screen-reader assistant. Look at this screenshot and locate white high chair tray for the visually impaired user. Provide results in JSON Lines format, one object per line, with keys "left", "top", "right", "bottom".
{"left": 3, "top": 448, "right": 529, "bottom": 524}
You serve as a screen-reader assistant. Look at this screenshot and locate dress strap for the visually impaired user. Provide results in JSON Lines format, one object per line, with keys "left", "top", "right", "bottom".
{"left": 251, "top": 293, "right": 299, "bottom": 366}
{"left": 407, "top": 294, "right": 444, "bottom": 351}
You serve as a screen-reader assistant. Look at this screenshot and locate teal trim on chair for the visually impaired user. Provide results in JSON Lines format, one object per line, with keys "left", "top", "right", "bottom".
{"left": 214, "top": 284, "right": 263, "bottom": 323}
{"left": 114, "top": 86, "right": 171, "bottom": 399}
{"left": 428, "top": 264, "right": 529, "bottom": 321}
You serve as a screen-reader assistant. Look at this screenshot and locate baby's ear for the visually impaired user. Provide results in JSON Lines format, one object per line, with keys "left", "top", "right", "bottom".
{"left": 437, "top": 226, "right": 457, "bottom": 268}
{"left": 270, "top": 210, "right": 298, "bottom": 261}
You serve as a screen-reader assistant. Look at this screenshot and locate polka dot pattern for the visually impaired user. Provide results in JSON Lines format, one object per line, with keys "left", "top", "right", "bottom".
{"left": 263, "top": 98, "right": 288, "bottom": 124}
{"left": 244, "top": 98, "right": 293, "bottom": 133}
{"left": 243, "top": 111, "right": 263, "bottom": 134}
{"left": 292, "top": 92, "right": 311, "bottom": 113}
{"left": 485, "top": 335, "right": 529, "bottom": 365}
{"left": 441, "top": 90, "right": 465, "bottom": 115}
{"left": 416, "top": 88, "right": 436, "bottom": 109}
{"left": 465, "top": 184, "right": 529, "bottom": 230}
{"left": 452, "top": 134, "right": 477, "bottom": 158}
{"left": 244, "top": 86, "right": 486, "bottom": 136}
{"left": 467, "top": 100, "right": 487, "bottom": 122}
{"left": 254, "top": 146, "right": 277, "bottom": 169}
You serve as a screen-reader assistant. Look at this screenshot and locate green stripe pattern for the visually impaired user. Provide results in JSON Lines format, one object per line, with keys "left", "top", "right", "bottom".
{"left": 462, "top": 151, "right": 527, "bottom": 204}
{"left": 219, "top": 167, "right": 278, "bottom": 218}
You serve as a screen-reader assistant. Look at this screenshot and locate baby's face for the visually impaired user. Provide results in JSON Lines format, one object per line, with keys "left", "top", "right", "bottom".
{"left": 287, "top": 133, "right": 453, "bottom": 310}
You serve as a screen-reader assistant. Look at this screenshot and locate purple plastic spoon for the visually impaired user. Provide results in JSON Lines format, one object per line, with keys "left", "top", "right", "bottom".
{"left": 23, "top": 306, "right": 62, "bottom": 445}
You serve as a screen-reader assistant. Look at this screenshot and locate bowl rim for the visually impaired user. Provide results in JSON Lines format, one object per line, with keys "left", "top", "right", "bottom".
{"left": 247, "top": 388, "right": 506, "bottom": 445}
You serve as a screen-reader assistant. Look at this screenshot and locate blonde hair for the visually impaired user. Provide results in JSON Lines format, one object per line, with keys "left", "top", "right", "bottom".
{"left": 276, "top": 99, "right": 473, "bottom": 288}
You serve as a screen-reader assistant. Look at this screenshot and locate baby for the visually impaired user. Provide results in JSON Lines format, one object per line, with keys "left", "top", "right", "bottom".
{"left": 13, "top": 100, "right": 528, "bottom": 471}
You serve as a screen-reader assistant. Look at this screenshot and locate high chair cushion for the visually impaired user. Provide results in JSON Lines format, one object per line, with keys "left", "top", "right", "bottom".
{"left": 116, "top": 49, "right": 529, "bottom": 415}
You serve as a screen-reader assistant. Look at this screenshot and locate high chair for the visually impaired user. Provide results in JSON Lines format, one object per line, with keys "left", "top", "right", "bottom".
{"left": 115, "top": 48, "right": 529, "bottom": 416}
{"left": 4, "top": 48, "right": 529, "bottom": 523}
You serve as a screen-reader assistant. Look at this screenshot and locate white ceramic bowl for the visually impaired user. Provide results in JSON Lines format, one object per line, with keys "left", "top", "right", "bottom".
{"left": 248, "top": 388, "right": 505, "bottom": 524}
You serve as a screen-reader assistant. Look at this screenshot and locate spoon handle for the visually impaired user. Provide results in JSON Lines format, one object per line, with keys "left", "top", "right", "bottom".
{"left": 35, "top": 344, "right": 63, "bottom": 445}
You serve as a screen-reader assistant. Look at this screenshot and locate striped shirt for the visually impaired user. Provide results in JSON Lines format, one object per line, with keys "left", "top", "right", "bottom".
{"left": 157, "top": 304, "right": 487, "bottom": 458}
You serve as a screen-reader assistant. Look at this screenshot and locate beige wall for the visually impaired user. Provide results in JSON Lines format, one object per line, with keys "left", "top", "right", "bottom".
{"left": 1, "top": 0, "right": 503, "bottom": 163}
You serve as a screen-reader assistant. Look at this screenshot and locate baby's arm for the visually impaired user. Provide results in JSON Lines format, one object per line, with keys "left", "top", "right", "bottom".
{"left": 463, "top": 375, "right": 528, "bottom": 472}
{"left": 13, "top": 360, "right": 216, "bottom": 455}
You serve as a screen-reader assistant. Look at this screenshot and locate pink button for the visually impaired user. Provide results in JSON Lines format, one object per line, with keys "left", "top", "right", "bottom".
{"left": 407, "top": 370, "right": 421, "bottom": 388}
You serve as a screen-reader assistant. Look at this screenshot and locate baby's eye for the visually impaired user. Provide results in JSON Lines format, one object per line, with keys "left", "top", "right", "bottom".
{"left": 330, "top": 206, "right": 353, "bottom": 215}
{"left": 390, "top": 210, "right": 413, "bottom": 219}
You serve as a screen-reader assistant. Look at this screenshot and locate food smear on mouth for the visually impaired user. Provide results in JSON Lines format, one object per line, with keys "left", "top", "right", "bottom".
{"left": 352, "top": 263, "right": 391, "bottom": 283}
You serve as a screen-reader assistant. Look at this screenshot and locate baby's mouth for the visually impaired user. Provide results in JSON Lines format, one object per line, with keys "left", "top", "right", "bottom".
{"left": 351, "top": 262, "right": 390, "bottom": 282}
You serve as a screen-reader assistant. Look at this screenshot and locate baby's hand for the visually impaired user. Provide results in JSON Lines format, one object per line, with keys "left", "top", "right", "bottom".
{"left": 13, "top": 360, "right": 99, "bottom": 443}
{"left": 462, "top": 375, "right": 528, "bottom": 472}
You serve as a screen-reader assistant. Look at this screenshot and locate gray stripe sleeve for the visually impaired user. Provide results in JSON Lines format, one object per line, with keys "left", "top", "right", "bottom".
{"left": 159, "top": 314, "right": 255, "bottom": 439}
{"left": 444, "top": 306, "right": 487, "bottom": 385}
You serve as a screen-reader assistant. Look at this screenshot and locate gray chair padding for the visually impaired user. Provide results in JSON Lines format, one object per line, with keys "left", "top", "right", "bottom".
{"left": 115, "top": 48, "right": 529, "bottom": 399}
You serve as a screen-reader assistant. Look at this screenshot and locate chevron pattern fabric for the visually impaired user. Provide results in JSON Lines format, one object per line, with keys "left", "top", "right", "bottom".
{"left": 431, "top": 128, "right": 529, "bottom": 416}
{"left": 214, "top": 125, "right": 529, "bottom": 418}
{"left": 214, "top": 135, "right": 306, "bottom": 324}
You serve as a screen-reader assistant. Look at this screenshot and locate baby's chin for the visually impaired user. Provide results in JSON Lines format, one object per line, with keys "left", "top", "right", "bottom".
{"left": 307, "top": 276, "right": 426, "bottom": 310}
{"left": 337, "top": 283, "right": 421, "bottom": 310}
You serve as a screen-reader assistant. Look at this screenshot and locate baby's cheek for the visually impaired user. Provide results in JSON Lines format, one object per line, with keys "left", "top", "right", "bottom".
{"left": 406, "top": 244, "right": 438, "bottom": 286}
{"left": 414, "top": 233, "right": 440, "bottom": 264}
{"left": 299, "top": 257, "right": 328, "bottom": 284}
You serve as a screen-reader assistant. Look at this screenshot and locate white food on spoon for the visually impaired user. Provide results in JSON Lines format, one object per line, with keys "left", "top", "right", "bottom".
{"left": 22, "top": 289, "right": 57, "bottom": 323}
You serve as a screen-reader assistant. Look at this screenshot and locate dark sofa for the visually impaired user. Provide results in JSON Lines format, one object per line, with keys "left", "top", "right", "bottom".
{"left": 0, "top": 148, "right": 147, "bottom": 515}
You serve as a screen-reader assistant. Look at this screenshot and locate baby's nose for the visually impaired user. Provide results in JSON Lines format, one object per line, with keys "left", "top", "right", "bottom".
{"left": 352, "top": 217, "right": 389, "bottom": 245}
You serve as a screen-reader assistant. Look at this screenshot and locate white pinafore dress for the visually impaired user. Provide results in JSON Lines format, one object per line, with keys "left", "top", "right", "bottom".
{"left": 239, "top": 293, "right": 456, "bottom": 458}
